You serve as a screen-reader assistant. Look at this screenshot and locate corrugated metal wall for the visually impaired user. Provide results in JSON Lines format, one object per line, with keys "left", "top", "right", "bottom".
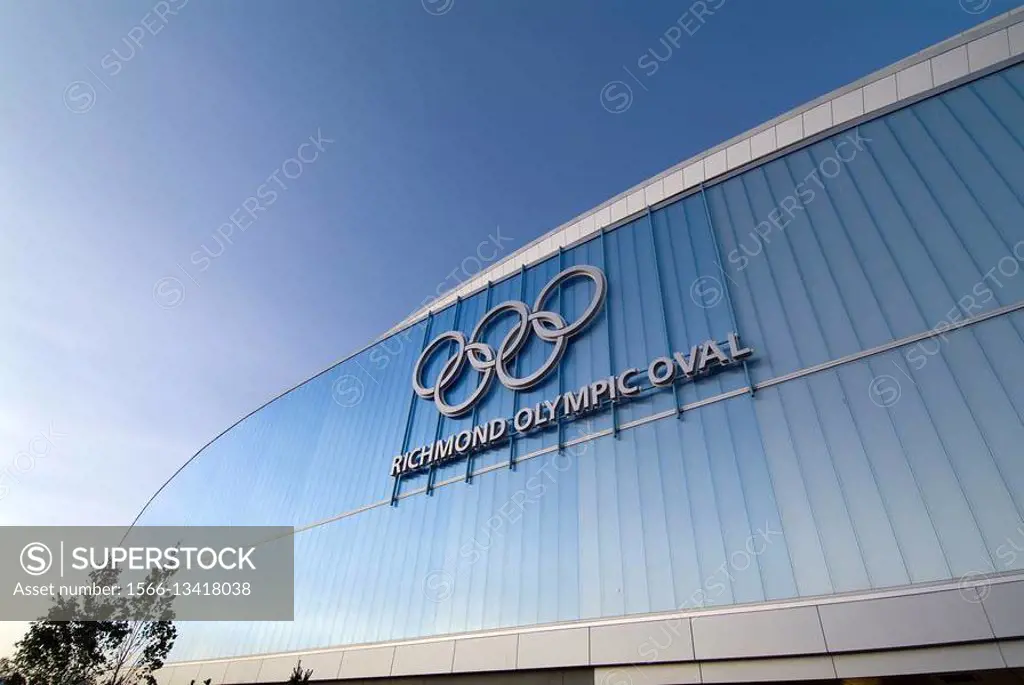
{"left": 143, "top": 62, "right": 1024, "bottom": 661}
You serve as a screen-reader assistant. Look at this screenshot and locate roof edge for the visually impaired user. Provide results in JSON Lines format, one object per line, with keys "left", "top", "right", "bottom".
{"left": 384, "top": 8, "right": 1024, "bottom": 337}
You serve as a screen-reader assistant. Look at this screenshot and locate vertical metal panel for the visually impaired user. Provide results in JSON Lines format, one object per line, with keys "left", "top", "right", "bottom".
{"left": 465, "top": 281, "right": 492, "bottom": 483}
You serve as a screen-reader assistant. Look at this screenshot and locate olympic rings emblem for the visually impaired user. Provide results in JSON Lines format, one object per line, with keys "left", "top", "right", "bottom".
{"left": 413, "top": 265, "right": 607, "bottom": 417}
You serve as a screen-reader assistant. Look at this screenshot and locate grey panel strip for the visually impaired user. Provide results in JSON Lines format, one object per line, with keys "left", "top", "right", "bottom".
{"left": 166, "top": 573, "right": 1024, "bottom": 673}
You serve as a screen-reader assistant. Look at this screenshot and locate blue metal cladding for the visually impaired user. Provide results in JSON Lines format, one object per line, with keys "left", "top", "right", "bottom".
{"left": 141, "top": 63, "right": 1024, "bottom": 661}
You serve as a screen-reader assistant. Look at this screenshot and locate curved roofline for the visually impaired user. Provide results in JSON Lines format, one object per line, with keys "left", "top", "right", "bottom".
{"left": 129, "top": 10, "right": 1023, "bottom": 530}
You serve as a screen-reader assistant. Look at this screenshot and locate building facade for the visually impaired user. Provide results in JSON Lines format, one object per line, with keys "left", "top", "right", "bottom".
{"left": 152, "top": 11, "right": 1024, "bottom": 684}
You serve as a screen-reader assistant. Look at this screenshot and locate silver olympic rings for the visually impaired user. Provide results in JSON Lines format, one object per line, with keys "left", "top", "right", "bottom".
{"left": 412, "top": 265, "right": 607, "bottom": 417}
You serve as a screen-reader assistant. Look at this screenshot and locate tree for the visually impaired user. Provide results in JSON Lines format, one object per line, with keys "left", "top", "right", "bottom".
{"left": 11, "top": 566, "right": 177, "bottom": 685}
{"left": 286, "top": 660, "right": 312, "bottom": 684}
{"left": 13, "top": 590, "right": 112, "bottom": 685}
{"left": 102, "top": 568, "right": 177, "bottom": 685}
{"left": 0, "top": 657, "right": 27, "bottom": 685}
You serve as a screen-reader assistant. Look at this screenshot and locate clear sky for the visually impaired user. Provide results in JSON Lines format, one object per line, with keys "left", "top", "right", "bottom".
{"left": 0, "top": 0, "right": 1017, "bottom": 653}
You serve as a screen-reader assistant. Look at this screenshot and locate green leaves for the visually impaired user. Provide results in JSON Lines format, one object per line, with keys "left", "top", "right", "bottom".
{"left": 287, "top": 659, "right": 313, "bottom": 684}
{"left": 10, "top": 565, "right": 177, "bottom": 685}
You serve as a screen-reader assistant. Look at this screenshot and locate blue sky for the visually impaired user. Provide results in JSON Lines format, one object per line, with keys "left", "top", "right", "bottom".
{"left": 0, "top": 0, "right": 1016, "bottom": 649}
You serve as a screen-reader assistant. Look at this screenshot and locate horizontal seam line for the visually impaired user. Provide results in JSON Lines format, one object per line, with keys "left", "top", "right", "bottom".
{"left": 270, "top": 298, "right": 1024, "bottom": 534}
